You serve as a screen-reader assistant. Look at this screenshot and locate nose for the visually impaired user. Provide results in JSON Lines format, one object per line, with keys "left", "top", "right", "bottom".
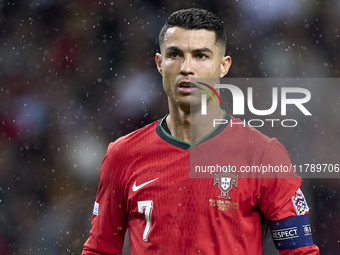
{"left": 180, "top": 57, "right": 194, "bottom": 75}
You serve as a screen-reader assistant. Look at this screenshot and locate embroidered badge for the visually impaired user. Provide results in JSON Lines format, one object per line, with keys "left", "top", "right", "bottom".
{"left": 213, "top": 173, "right": 238, "bottom": 199}
{"left": 291, "top": 188, "right": 309, "bottom": 215}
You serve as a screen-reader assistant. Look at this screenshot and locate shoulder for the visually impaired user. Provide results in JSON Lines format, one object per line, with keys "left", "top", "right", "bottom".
{"left": 99, "top": 120, "right": 160, "bottom": 185}
{"left": 229, "top": 116, "right": 275, "bottom": 143}
{"left": 106, "top": 119, "right": 160, "bottom": 158}
{"left": 224, "top": 115, "right": 285, "bottom": 154}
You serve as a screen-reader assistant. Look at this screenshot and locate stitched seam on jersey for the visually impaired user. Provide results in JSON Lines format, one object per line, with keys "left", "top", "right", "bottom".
{"left": 258, "top": 140, "right": 301, "bottom": 219}
{"left": 105, "top": 150, "right": 129, "bottom": 231}
{"left": 106, "top": 142, "right": 126, "bottom": 199}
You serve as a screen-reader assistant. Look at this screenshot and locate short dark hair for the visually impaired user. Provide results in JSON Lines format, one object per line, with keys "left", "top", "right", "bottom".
{"left": 159, "top": 8, "right": 227, "bottom": 53}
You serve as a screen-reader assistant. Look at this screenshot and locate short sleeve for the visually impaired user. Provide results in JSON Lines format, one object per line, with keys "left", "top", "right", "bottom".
{"left": 82, "top": 143, "right": 128, "bottom": 255}
{"left": 256, "top": 139, "right": 302, "bottom": 221}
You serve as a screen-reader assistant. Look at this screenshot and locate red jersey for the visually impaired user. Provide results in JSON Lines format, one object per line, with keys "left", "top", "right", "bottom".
{"left": 82, "top": 114, "right": 319, "bottom": 255}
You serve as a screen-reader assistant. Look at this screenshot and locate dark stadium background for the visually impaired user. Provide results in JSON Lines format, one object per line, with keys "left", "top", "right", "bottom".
{"left": 0, "top": 0, "right": 339, "bottom": 254}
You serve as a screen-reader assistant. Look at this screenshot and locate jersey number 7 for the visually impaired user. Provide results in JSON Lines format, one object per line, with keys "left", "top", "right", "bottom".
{"left": 137, "top": 200, "right": 153, "bottom": 241}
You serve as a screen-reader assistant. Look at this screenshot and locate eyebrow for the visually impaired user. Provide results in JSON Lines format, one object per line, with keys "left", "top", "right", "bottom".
{"left": 192, "top": 48, "right": 213, "bottom": 54}
{"left": 164, "top": 46, "right": 213, "bottom": 54}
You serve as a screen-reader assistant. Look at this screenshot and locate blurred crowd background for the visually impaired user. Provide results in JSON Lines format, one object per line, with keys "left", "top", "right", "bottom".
{"left": 0, "top": 0, "right": 339, "bottom": 254}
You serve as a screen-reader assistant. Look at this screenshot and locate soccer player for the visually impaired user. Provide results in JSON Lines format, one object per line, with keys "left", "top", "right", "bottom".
{"left": 82, "top": 8, "right": 319, "bottom": 254}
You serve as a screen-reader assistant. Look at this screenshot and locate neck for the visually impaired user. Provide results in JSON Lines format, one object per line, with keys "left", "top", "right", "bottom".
{"left": 164, "top": 99, "right": 224, "bottom": 145}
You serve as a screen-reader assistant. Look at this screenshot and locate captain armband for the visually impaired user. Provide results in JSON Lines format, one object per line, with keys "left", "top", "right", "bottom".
{"left": 269, "top": 214, "right": 314, "bottom": 250}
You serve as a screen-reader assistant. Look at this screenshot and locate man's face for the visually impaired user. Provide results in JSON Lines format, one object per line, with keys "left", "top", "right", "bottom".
{"left": 155, "top": 27, "right": 231, "bottom": 110}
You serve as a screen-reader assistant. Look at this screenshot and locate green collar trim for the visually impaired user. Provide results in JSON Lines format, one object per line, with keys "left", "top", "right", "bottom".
{"left": 156, "top": 110, "right": 229, "bottom": 150}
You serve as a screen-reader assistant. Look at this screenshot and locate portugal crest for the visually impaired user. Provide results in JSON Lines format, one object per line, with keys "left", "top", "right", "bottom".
{"left": 213, "top": 173, "right": 238, "bottom": 199}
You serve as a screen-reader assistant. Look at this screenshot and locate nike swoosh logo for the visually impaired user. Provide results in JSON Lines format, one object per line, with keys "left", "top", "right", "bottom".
{"left": 132, "top": 178, "right": 159, "bottom": 192}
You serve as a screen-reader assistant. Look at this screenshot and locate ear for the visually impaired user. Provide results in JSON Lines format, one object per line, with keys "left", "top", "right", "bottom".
{"left": 220, "top": 56, "right": 232, "bottom": 78}
{"left": 155, "top": 53, "right": 163, "bottom": 75}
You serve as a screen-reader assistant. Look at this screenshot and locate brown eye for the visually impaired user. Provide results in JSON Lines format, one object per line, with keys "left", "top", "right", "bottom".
{"left": 170, "top": 52, "right": 179, "bottom": 58}
{"left": 197, "top": 54, "right": 207, "bottom": 59}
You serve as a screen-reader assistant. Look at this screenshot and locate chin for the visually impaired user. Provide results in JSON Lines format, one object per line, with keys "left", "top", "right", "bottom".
{"left": 179, "top": 99, "right": 201, "bottom": 111}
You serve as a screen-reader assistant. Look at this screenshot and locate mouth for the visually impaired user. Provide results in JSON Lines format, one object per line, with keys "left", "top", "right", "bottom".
{"left": 178, "top": 82, "right": 198, "bottom": 93}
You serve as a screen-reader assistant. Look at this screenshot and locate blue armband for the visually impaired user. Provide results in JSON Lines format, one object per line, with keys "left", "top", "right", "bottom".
{"left": 269, "top": 214, "right": 314, "bottom": 250}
